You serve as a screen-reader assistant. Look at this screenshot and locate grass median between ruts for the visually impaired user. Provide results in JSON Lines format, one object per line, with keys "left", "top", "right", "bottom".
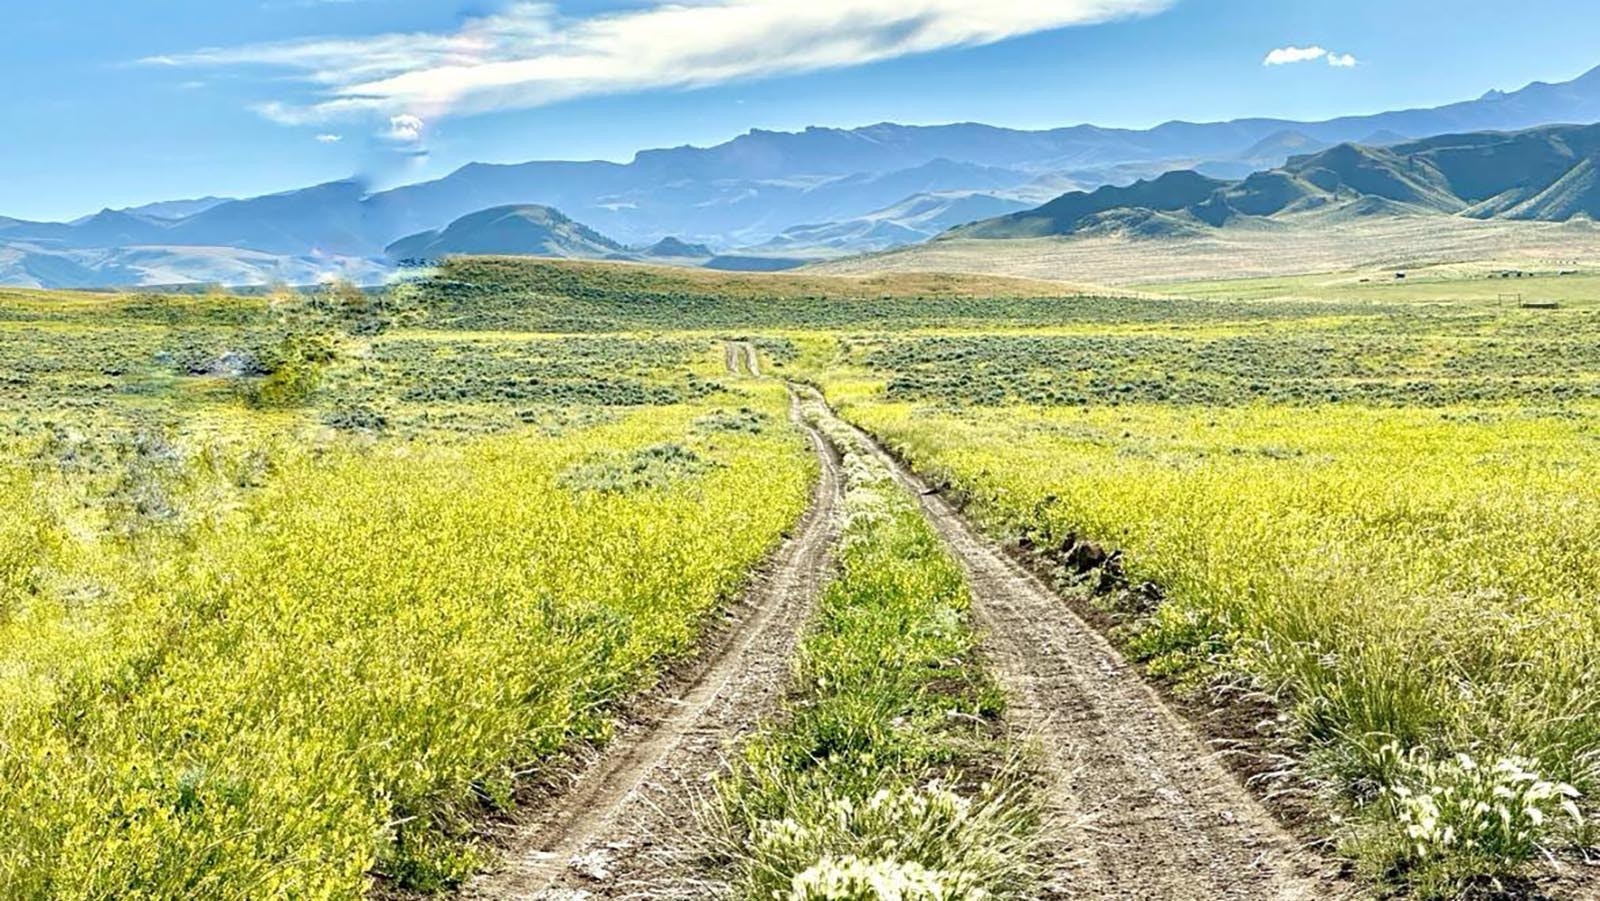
{"left": 705, "top": 393, "right": 1042, "bottom": 901}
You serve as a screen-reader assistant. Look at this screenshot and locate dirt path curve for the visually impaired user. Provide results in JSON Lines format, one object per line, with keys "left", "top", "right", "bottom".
{"left": 798, "top": 386, "right": 1348, "bottom": 901}
{"left": 465, "top": 385, "right": 841, "bottom": 900}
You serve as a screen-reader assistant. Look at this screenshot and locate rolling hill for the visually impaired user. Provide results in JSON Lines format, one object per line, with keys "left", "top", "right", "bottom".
{"left": 109, "top": 197, "right": 233, "bottom": 221}
{"left": 0, "top": 243, "right": 386, "bottom": 290}
{"left": 638, "top": 237, "right": 714, "bottom": 259}
{"left": 386, "top": 205, "right": 626, "bottom": 262}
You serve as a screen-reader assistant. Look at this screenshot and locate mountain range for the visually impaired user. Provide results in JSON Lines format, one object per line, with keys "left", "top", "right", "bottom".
{"left": 952, "top": 122, "right": 1600, "bottom": 240}
{"left": 4, "top": 64, "right": 1600, "bottom": 288}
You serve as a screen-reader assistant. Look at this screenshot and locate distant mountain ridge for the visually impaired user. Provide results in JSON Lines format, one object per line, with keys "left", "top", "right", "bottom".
{"left": 752, "top": 192, "right": 1034, "bottom": 256}
{"left": 951, "top": 122, "right": 1600, "bottom": 241}
{"left": 5, "top": 64, "right": 1600, "bottom": 287}
{"left": 110, "top": 197, "right": 234, "bottom": 222}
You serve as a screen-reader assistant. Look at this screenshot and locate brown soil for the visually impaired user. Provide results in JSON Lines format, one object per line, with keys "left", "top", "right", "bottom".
{"left": 1003, "top": 537, "right": 1337, "bottom": 845}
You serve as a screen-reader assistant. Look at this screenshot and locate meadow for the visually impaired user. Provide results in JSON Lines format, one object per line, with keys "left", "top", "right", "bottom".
{"left": 794, "top": 280, "right": 1600, "bottom": 896}
{"left": 2, "top": 259, "right": 1596, "bottom": 898}
{"left": 0, "top": 282, "right": 815, "bottom": 895}
{"left": 1137, "top": 266, "right": 1600, "bottom": 309}
{"left": 412, "top": 259, "right": 1600, "bottom": 894}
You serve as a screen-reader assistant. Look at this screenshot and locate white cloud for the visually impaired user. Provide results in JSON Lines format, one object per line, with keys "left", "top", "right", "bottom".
{"left": 144, "top": 0, "right": 1173, "bottom": 125}
{"left": 385, "top": 114, "right": 424, "bottom": 143}
{"left": 1264, "top": 44, "right": 1359, "bottom": 69}
{"left": 1263, "top": 45, "right": 1327, "bottom": 66}
{"left": 315, "top": 133, "right": 344, "bottom": 143}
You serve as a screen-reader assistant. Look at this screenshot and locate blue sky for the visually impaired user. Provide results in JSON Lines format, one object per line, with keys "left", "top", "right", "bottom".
{"left": 6, "top": 0, "right": 1600, "bottom": 221}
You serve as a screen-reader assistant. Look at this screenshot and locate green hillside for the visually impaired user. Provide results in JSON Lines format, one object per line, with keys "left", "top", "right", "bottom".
{"left": 386, "top": 205, "right": 626, "bottom": 261}
{"left": 954, "top": 170, "right": 1228, "bottom": 238}
{"left": 952, "top": 122, "right": 1600, "bottom": 239}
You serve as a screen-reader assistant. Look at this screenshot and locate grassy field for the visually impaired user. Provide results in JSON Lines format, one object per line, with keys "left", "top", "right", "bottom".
{"left": 2, "top": 259, "right": 1596, "bottom": 898}
{"left": 420, "top": 259, "right": 1599, "bottom": 894}
{"left": 782, "top": 269, "right": 1599, "bottom": 896}
{"left": 1139, "top": 266, "right": 1600, "bottom": 309}
{"left": 0, "top": 280, "right": 816, "bottom": 895}
{"left": 811, "top": 213, "right": 1600, "bottom": 288}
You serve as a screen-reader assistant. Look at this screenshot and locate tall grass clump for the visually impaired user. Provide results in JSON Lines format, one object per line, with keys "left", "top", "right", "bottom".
{"left": 0, "top": 469, "right": 62, "bottom": 621}
{"left": 708, "top": 396, "right": 1040, "bottom": 901}
{"left": 1355, "top": 743, "right": 1587, "bottom": 896}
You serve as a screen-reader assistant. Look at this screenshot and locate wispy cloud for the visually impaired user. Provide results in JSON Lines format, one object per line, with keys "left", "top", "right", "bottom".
{"left": 1263, "top": 44, "right": 1359, "bottom": 68}
{"left": 315, "top": 133, "right": 344, "bottom": 143}
{"left": 144, "top": 0, "right": 1173, "bottom": 127}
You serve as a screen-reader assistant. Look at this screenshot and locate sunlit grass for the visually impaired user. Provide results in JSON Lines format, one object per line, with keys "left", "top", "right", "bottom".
{"left": 830, "top": 396, "right": 1600, "bottom": 895}
{"left": 0, "top": 394, "right": 814, "bottom": 895}
{"left": 0, "top": 280, "right": 819, "bottom": 895}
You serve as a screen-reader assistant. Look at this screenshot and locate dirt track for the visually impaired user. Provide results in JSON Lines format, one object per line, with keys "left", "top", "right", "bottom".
{"left": 466, "top": 344, "right": 1345, "bottom": 899}
{"left": 799, "top": 387, "right": 1347, "bottom": 901}
{"left": 726, "top": 341, "right": 761, "bottom": 377}
{"left": 464, "top": 379, "right": 840, "bottom": 899}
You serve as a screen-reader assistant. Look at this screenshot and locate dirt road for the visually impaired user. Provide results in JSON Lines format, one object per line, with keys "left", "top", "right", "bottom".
{"left": 799, "top": 387, "right": 1345, "bottom": 901}
{"left": 724, "top": 341, "right": 761, "bottom": 377}
{"left": 467, "top": 350, "right": 1342, "bottom": 900}
{"left": 465, "top": 386, "right": 840, "bottom": 900}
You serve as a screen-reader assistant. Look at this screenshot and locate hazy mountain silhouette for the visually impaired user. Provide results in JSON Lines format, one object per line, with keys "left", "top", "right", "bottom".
{"left": 107, "top": 197, "right": 233, "bottom": 222}
{"left": 753, "top": 192, "right": 1034, "bottom": 255}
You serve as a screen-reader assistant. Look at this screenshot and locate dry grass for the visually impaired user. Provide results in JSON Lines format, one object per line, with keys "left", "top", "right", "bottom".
{"left": 1138, "top": 267, "right": 1600, "bottom": 310}
{"left": 810, "top": 214, "right": 1600, "bottom": 288}
{"left": 457, "top": 256, "right": 1089, "bottom": 299}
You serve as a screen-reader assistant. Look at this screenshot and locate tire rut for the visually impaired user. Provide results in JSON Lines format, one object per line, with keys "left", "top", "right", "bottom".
{"left": 799, "top": 387, "right": 1349, "bottom": 901}
{"left": 724, "top": 341, "right": 761, "bottom": 378}
{"left": 465, "top": 386, "right": 841, "bottom": 900}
